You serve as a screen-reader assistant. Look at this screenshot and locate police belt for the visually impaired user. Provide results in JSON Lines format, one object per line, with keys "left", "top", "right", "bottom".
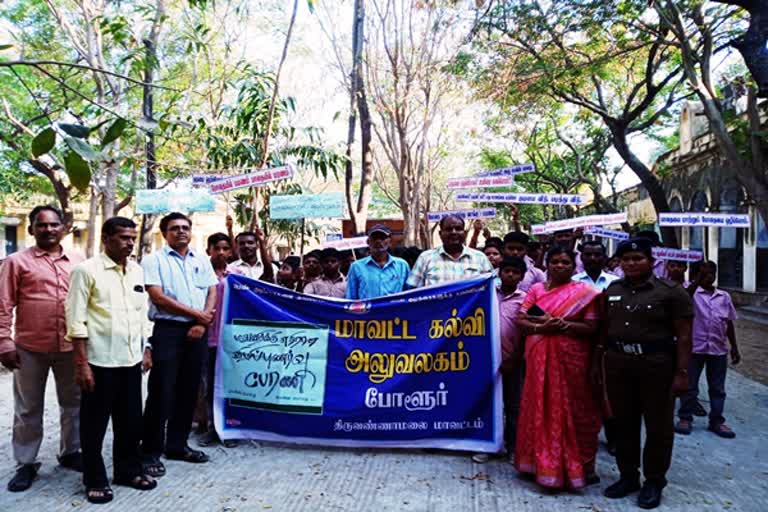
{"left": 607, "top": 340, "right": 676, "bottom": 356}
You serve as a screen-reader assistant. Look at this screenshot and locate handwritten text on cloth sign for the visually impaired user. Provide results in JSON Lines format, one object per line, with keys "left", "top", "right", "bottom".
{"left": 652, "top": 247, "right": 704, "bottom": 262}
{"left": 475, "top": 163, "right": 535, "bottom": 177}
{"left": 658, "top": 213, "right": 750, "bottom": 228}
{"left": 207, "top": 165, "right": 294, "bottom": 194}
{"left": 455, "top": 192, "right": 587, "bottom": 205}
{"left": 270, "top": 192, "right": 345, "bottom": 220}
{"left": 322, "top": 236, "right": 369, "bottom": 250}
{"left": 426, "top": 208, "right": 497, "bottom": 222}
{"left": 446, "top": 176, "right": 514, "bottom": 190}
{"left": 543, "top": 212, "right": 627, "bottom": 232}
{"left": 584, "top": 227, "right": 630, "bottom": 240}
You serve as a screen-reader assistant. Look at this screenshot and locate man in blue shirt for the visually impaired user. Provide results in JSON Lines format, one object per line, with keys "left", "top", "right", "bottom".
{"left": 345, "top": 225, "right": 410, "bottom": 300}
{"left": 140, "top": 212, "right": 217, "bottom": 476}
{"left": 572, "top": 240, "right": 619, "bottom": 291}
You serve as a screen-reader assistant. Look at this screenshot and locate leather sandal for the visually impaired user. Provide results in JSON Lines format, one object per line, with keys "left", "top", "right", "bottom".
{"left": 86, "top": 486, "right": 114, "bottom": 504}
{"left": 114, "top": 474, "right": 157, "bottom": 491}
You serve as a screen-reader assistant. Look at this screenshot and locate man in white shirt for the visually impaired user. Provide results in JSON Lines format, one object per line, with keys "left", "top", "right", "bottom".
{"left": 227, "top": 230, "right": 278, "bottom": 280}
{"left": 573, "top": 240, "right": 619, "bottom": 291}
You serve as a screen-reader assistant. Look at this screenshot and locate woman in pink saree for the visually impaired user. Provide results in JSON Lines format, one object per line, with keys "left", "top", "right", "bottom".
{"left": 515, "top": 246, "right": 603, "bottom": 489}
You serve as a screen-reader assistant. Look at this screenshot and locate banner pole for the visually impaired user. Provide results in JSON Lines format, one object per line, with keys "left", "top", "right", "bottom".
{"left": 299, "top": 217, "right": 306, "bottom": 266}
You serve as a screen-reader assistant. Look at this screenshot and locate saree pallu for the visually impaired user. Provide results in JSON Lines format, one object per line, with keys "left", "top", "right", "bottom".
{"left": 514, "top": 281, "right": 602, "bottom": 489}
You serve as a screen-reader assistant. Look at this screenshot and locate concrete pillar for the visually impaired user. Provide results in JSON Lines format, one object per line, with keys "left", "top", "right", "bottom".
{"left": 743, "top": 206, "right": 757, "bottom": 292}
{"left": 707, "top": 222, "right": 719, "bottom": 285}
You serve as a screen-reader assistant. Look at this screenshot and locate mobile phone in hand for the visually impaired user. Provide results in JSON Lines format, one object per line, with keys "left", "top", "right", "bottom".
{"left": 527, "top": 304, "right": 546, "bottom": 317}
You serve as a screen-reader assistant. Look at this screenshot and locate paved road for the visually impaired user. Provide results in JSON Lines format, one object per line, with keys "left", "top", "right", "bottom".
{"left": 0, "top": 365, "right": 766, "bottom": 512}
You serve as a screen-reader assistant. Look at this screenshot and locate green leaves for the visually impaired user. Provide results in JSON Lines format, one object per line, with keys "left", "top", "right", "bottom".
{"left": 31, "top": 128, "right": 56, "bottom": 157}
{"left": 64, "top": 136, "right": 104, "bottom": 161}
{"left": 63, "top": 151, "right": 91, "bottom": 192}
{"left": 58, "top": 123, "right": 91, "bottom": 138}
{"left": 101, "top": 118, "right": 128, "bottom": 147}
{"left": 0, "top": 43, "right": 13, "bottom": 51}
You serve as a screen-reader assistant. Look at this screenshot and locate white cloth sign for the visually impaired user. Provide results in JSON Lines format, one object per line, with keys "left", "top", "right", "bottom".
{"left": 455, "top": 192, "right": 587, "bottom": 205}
{"left": 652, "top": 247, "right": 704, "bottom": 262}
{"left": 543, "top": 212, "right": 627, "bottom": 232}
{"left": 446, "top": 176, "right": 514, "bottom": 190}
{"left": 426, "top": 208, "right": 497, "bottom": 222}
{"left": 658, "top": 213, "right": 750, "bottom": 228}
{"left": 322, "top": 236, "right": 369, "bottom": 250}
{"left": 208, "top": 165, "right": 294, "bottom": 194}
{"left": 475, "top": 163, "right": 535, "bottom": 177}
{"left": 585, "top": 227, "right": 630, "bottom": 240}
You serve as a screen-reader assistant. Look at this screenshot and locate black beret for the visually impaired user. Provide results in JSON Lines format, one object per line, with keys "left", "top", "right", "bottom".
{"left": 615, "top": 237, "right": 653, "bottom": 258}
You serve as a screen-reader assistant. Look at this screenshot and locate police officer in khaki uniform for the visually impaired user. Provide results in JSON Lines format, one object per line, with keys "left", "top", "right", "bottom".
{"left": 597, "top": 238, "right": 693, "bottom": 509}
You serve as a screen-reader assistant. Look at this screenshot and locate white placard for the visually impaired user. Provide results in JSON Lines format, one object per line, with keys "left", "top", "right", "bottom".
{"left": 208, "top": 165, "right": 294, "bottom": 194}
{"left": 542, "top": 212, "right": 627, "bottom": 232}
{"left": 426, "top": 208, "right": 496, "bottom": 222}
{"left": 475, "top": 163, "right": 535, "bottom": 177}
{"left": 455, "top": 192, "right": 587, "bottom": 205}
{"left": 585, "top": 227, "right": 630, "bottom": 240}
{"left": 531, "top": 224, "right": 547, "bottom": 235}
{"left": 658, "top": 212, "right": 750, "bottom": 228}
{"left": 446, "top": 176, "right": 514, "bottom": 190}
{"left": 192, "top": 174, "right": 227, "bottom": 187}
{"left": 322, "top": 236, "right": 369, "bottom": 250}
{"left": 652, "top": 247, "right": 704, "bottom": 262}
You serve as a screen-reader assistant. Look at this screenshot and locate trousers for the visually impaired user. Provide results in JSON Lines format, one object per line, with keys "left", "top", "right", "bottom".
{"left": 678, "top": 353, "right": 728, "bottom": 426}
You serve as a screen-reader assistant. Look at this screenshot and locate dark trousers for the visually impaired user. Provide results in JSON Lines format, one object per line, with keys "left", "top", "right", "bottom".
{"left": 80, "top": 364, "right": 143, "bottom": 488}
{"left": 502, "top": 364, "right": 524, "bottom": 451}
{"left": 203, "top": 346, "right": 217, "bottom": 431}
{"left": 678, "top": 353, "right": 728, "bottom": 426}
{"left": 605, "top": 350, "right": 676, "bottom": 487}
{"left": 142, "top": 320, "right": 206, "bottom": 457}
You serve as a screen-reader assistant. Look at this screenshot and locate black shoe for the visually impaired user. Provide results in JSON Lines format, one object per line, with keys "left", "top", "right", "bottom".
{"left": 7, "top": 464, "right": 39, "bottom": 492}
{"left": 604, "top": 477, "right": 641, "bottom": 499}
{"left": 58, "top": 451, "right": 83, "bottom": 472}
{"left": 638, "top": 481, "right": 663, "bottom": 509}
{"left": 606, "top": 440, "right": 616, "bottom": 456}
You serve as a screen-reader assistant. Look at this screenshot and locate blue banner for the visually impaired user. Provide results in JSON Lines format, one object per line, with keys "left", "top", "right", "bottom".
{"left": 214, "top": 274, "right": 502, "bottom": 452}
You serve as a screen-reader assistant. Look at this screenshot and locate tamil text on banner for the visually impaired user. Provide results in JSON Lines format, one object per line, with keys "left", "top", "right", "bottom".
{"left": 652, "top": 247, "right": 704, "bottom": 262}
{"left": 543, "top": 212, "right": 627, "bottom": 232}
{"left": 446, "top": 176, "right": 514, "bottom": 190}
{"left": 426, "top": 208, "right": 497, "bottom": 223}
{"left": 475, "top": 163, "right": 535, "bottom": 177}
{"left": 531, "top": 224, "right": 547, "bottom": 235}
{"left": 658, "top": 212, "right": 750, "bottom": 228}
{"left": 192, "top": 174, "right": 227, "bottom": 187}
{"left": 135, "top": 188, "right": 215, "bottom": 214}
{"left": 322, "top": 236, "right": 369, "bottom": 250}
{"left": 208, "top": 165, "right": 294, "bottom": 194}
{"left": 214, "top": 274, "right": 502, "bottom": 452}
{"left": 584, "top": 227, "right": 629, "bottom": 240}
{"left": 270, "top": 192, "right": 344, "bottom": 219}
{"left": 455, "top": 192, "right": 587, "bottom": 205}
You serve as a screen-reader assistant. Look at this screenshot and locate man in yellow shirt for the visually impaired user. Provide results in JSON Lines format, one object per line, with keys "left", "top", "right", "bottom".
{"left": 65, "top": 217, "right": 156, "bottom": 504}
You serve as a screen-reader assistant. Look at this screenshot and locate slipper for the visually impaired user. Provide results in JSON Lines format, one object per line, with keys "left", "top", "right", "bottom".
{"left": 708, "top": 423, "right": 736, "bottom": 439}
{"left": 165, "top": 448, "right": 209, "bottom": 463}
{"left": 223, "top": 440, "right": 238, "bottom": 449}
{"left": 86, "top": 486, "right": 114, "bottom": 504}
{"left": 58, "top": 451, "right": 83, "bottom": 472}
{"left": 674, "top": 419, "right": 692, "bottom": 435}
{"left": 114, "top": 474, "right": 158, "bottom": 491}
{"left": 143, "top": 459, "right": 166, "bottom": 478}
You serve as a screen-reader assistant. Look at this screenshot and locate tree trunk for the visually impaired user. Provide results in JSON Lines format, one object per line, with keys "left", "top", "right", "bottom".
{"left": 609, "top": 125, "right": 679, "bottom": 247}
{"left": 101, "top": 160, "right": 117, "bottom": 221}
{"left": 355, "top": 82, "right": 374, "bottom": 234}
{"left": 86, "top": 187, "right": 100, "bottom": 257}
{"left": 717, "top": 0, "right": 768, "bottom": 97}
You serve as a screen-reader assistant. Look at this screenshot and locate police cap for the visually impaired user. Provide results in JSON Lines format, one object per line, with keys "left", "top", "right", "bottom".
{"left": 615, "top": 237, "right": 653, "bottom": 259}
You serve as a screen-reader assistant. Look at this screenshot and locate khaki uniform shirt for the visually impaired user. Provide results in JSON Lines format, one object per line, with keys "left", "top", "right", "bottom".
{"left": 604, "top": 275, "right": 693, "bottom": 345}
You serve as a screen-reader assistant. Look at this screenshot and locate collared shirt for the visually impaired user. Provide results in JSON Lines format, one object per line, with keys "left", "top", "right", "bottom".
{"left": 65, "top": 254, "right": 151, "bottom": 367}
{"left": 304, "top": 274, "right": 347, "bottom": 298}
{"left": 604, "top": 276, "right": 693, "bottom": 345}
{"left": 497, "top": 287, "right": 526, "bottom": 365}
{"left": 573, "top": 270, "right": 619, "bottom": 291}
{"left": 692, "top": 287, "right": 737, "bottom": 355}
{"left": 518, "top": 266, "right": 546, "bottom": 292}
{"left": 406, "top": 245, "right": 493, "bottom": 288}
{"left": 0, "top": 246, "right": 84, "bottom": 354}
{"left": 345, "top": 255, "right": 410, "bottom": 300}
{"left": 227, "top": 259, "right": 279, "bottom": 281}
{"left": 141, "top": 246, "right": 217, "bottom": 322}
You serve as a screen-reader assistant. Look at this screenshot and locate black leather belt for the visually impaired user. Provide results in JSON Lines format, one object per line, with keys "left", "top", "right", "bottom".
{"left": 608, "top": 340, "right": 675, "bottom": 356}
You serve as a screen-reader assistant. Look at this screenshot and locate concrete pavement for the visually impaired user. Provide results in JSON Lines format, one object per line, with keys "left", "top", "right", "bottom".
{"left": 0, "top": 367, "right": 766, "bottom": 512}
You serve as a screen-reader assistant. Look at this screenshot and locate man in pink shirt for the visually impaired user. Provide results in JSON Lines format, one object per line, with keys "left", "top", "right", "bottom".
{"left": 675, "top": 260, "right": 740, "bottom": 438}
{"left": 0, "top": 206, "right": 84, "bottom": 492}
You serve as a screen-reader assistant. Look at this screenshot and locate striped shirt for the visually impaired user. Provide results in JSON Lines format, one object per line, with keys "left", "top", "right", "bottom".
{"left": 407, "top": 245, "right": 493, "bottom": 288}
